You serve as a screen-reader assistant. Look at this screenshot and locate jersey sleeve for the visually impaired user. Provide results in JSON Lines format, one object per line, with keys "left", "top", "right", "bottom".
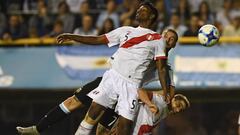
{"left": 154, "top": 39, "right": 167, "bottom": 60}
{"left": 104, "top": 27, "right": 124, "bottom": 47}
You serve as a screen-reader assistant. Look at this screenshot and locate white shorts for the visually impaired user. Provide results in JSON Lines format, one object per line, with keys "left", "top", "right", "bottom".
{"left": 88, "top": 69, "right": 139, "bottom": 121}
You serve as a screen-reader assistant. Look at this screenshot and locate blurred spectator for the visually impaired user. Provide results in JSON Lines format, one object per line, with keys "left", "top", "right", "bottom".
{"left": 2, "top": 15, "right": 27, "bottom": 40}
{"left": 79, "top": 1, "right": 90, "bottom": 15}
{"left": 28, "top": 1, "right": 52, "bottom": 37}
{"left": 28, "top": 27, "right": 38, "bottom": 38}
{"left": 156, "top": 0, "right": 169, "bottom": 33}
{"left": 98, "top": 18, "right": 114, "bottom": 35}
{"left": 232, "top": 1, "right": 240, "bottom": 21}
{"left": 6, "top": 0, "right": 24, "bottom": 14}
{"left": 22, "top": 0, "right": 43, "bottom": 14}
{"left": 188, "top": 0, "right": 203, "bottom": 13}
{"left": 96, "top": 0, "right": 119, "bottom": 29}
{"left": 57, "top": 1, "right": 75, "bottom": 33}
{"left": 183, "top": 13, "right": 200, "bottom": 37}
{"left": 207, "top": 0, "right": 224, "bottom": 13}
{"left": 233, "top": 0, "right": 240, "bottom": 10}
{"left": 73, "top": 14, "right": 97, "bottom": 36}
{"left": 216, "top": 0, "right": 234, "bottom": 26}
{"left": 47, "top": 0, "right": 62, "bottom": 14}
{"left": 118, "top": 0, "right": 140, "bottom": 25}
{"left": 0, "top": 12, "right": 6, "bottom": 36}
{"left": 214, "top": 21, "right": 224, "bottom": 36}
{"left": 198, "top": 1, "right": 215, "bottom": 25}
{"left": 165, "top": 13, "right": 187, "bottom": 37}
{"left": 48, "top": 20, "right": 64, "bottom": 37}
{"left": 74, "top": 1, "right": 90, "bottom": 29}
{"left": 164, "top": 0, "right": 179, "bottom": 13}
{"left": 66, "top": 0, "right": 85, "bottom": 13}
{"left": 176, "top": 0, "right": 191, "bottom": 25}
{"left": 222, "top": 14, "right": 240, "bottom": 37}
{"left": 91, "top": 0, "right": 106, "bottom": 9}
{"left": 122, "top": 18, "right": 133, "bottom": 26}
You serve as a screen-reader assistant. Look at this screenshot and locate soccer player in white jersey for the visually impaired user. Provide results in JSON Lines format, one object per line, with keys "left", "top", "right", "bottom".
{"left": 108, "top": 93, "right": 190, "bottom": 135}
{"left": 56, "top": 2, "right": 178, "bottom": 135}
{"left": 97, "top": 92, "right": 190, "bottom": 135}
{"left": 133, "top": 91, "right": 190, "bottom": 135}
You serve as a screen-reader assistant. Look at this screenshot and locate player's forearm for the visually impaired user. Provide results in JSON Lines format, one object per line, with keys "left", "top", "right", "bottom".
{"left": 156, "top": 60, "right": 170, "bottom": 97}
{"left": 138, "top": 89, "right": 153, "bottom": 106}
{"left": 65, "top": 34, "right": 108, "bottom": 45}
{"left": 158, "top": 68, "right": 169, "bottom": 96}
{"left": 169, "top": 86, "right": 175, "bottom": 99}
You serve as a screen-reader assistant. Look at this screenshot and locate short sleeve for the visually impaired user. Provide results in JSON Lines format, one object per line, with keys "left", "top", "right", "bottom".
{"left": 154, "top": 39, "right": 167, "bottom": 60}
{"left": 104, "top": 27, "right": 124, "bottom": 47}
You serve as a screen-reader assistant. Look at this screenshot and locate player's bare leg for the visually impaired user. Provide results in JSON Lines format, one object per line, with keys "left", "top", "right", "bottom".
{"left": 75, "top": 102, "right": 106, "bottom": 135}
{"left": 116, "top": 116, "right": 133, "bottom": 135}
{"left": 96, "top": 123, "right": 110, "bottom": 135}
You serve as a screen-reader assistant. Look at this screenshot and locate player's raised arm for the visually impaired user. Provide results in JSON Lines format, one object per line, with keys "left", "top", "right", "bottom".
{"left": 168, "top": 65, "right": 176, "bottom": 99}
{"left": 156, "top": 59, "right": 169, "bottom": 101}
{"left": 155, "top": 29, "right": 178, "bottom": 100}
{"left": 56, "top": 33, "right": 108, "bottom": 45}
{"left": 56, "top": 26, "right": 125, "bottom": 45}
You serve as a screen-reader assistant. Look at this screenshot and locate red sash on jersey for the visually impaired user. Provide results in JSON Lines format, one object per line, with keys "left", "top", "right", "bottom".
{"left": 138, "top": 125, "right": 154, "bottom": 135}
{"left": 121, "top": 33, "right": 161, "bottom": 48}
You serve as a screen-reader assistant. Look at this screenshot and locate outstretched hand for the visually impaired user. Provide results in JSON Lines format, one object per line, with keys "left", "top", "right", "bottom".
{"left": 56, "top": 33, "right": 72, "bottom": 44}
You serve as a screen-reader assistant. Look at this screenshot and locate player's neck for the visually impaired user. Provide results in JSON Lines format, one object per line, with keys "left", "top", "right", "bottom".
{"left": 138, "top": 22, "right": 151, "bottom": 29}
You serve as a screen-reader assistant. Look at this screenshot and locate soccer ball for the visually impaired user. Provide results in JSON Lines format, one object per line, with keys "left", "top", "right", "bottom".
{"left": 198, "top": 24, "right": 220, "bottom": 47}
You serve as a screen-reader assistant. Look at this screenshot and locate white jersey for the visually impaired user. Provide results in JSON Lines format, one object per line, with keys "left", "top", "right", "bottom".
{"left": 105, "top": 26, "right": 167, "bottom": 87}
{"left": 133, "top": 94, "right": 169, "bottom": 135}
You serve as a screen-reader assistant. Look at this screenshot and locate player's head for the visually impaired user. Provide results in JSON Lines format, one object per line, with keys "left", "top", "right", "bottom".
{"left": 136, "top": 2, "right": 158, "bottom": 25}
{"left": 162, "top": 29, "right": 178, "bottom": 48}
{"left": 170, "top": 94, "right": 190, "bottom": 114}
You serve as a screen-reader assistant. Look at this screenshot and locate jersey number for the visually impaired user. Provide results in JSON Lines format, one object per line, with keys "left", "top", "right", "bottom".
{"left": 131, "top": 100, "right": 137, "bottom": 109}
{"left": 124, "top": 32, "right": 130, "bottom": 41}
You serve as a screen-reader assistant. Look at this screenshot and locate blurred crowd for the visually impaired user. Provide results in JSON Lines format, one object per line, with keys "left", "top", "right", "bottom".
{"left": 0, "top": 0, "right": 240, "bottom": 41}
